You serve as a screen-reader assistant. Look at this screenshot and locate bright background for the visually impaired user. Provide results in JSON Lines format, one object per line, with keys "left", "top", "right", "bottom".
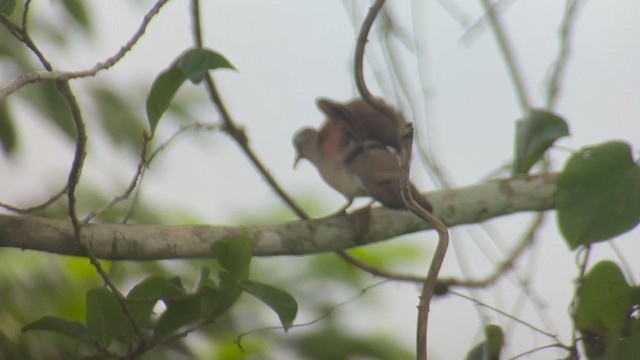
{"left": 1, "top": 1, "right": 639, "bottom": 359}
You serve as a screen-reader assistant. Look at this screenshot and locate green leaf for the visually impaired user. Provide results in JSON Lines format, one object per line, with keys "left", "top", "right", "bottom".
{"left": 126, "top": 275, "right": 171, "bottom": 328}
{"left": 211, "top": 238, "right": 253, "bottom": 281}
{"left": 85, "top": 287, "right": 127, "bottom": 346}
{"left": 22, "top": 316, "right": 95, "bottom": 344}
{"left": 176, "top": 48, "right": 235, "bottom": 83}
{"left": 0, "top": 0, "right": 16, "bottom": 15}
{"left": 145, "top": 67, "right": 186, "bottom": 133}
{"left": 513, "top": 109, "right": 569, "bottom": 174}
{"left": 92, "top": 86, "right": 145, "bottom": 149}
{"left": 239, "top": 280, "right": 298, "bottom": 331}
{"left": 145, "top": 48, "right": 234, "bottom": 133}
{"left": 153, "top": 294, "right": 201, "bottom": 340}
{"left": 0, "top": 102, "right": 17, "bottom": 155}
{"left": 557, "top": 141, "right": 640, "bottom": 249}
{"left": 61, "top": 0, "right": 91, "bottom": 30}
{"left": 574, "top": 261, "right": 632, "bottom": 333}
{"left": 465, "top": 324, "right": 503, "bottom": 360}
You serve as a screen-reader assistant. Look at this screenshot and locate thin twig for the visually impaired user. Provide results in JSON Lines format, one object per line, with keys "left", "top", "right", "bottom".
{"left": 0, "top": 185, "right": 67, "bottom": 214}
{"left": 479, "top": 0, "right": 530, "bottom": 112}
{"left": 354, "top": 3, "right": 449, "bottom": 359}
{"left": 193, "top": 32, "right": 308, "bottom": 218}
{"left": 82, "top": 133, "right": 151, "bottom": 224}
{"left": 0, "top": 0, "right": 171, "bottom": 101}
{"left": 400, "top": 125, "right": 449, "bottom": 360}
{"left": 438, "top": 213, "right": 544, "bottom": 288}
{"left": 449, "top": 290, "right": 564, "bottom": 344}
{"left": 6, "top": 7, "right": 149, "bottom": 351}
{"left": 568, "top": 246, "right": 590, "bottom": 357}
{"left": 235, "top": 280, "right": 389, "bottom": 349}
{"left": 546, "top": 0, "right": 583, "bottom": 110}
{"left": 354, "top": 0, "right": 396, "bottom": 119}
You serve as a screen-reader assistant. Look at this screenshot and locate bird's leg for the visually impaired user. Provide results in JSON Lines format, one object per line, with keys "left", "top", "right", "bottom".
{"left": 350, "top": 199, "right": 376, "bottom": 216}
{"left": 327, "top": 198, "right": 353, "bottom": 217}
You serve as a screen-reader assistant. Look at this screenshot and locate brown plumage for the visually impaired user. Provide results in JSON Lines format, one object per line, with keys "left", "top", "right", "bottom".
{"left": 293, "top": 98, "right": 432, "bottom": 212}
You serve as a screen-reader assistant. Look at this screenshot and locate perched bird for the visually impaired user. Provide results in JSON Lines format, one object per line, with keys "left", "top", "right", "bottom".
{"left": 293, "top": 98, "right": 432, "bottom": 213}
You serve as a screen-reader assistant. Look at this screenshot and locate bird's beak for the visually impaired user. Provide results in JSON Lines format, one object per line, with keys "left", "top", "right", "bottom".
{"left": 293, "top": 154, "right": 302, "bottom": 168}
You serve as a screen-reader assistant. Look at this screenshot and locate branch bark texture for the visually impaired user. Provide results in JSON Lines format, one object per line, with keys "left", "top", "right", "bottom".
{"left": 0, "top": 174, "right": 558, "bottom": 260}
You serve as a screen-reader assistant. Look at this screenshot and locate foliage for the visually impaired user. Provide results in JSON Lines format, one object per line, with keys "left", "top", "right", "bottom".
{"left": 0, "top": 1, "right": 639, "bottom": 359}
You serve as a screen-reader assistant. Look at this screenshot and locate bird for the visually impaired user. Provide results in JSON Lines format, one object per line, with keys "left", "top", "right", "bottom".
{"left": 293, "top": 97, "right": 432, "bottom": 213}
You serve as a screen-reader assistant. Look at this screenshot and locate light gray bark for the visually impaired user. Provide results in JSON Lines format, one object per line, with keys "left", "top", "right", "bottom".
{"left": 0, "top": 174, "right": 558, "bottom": 260}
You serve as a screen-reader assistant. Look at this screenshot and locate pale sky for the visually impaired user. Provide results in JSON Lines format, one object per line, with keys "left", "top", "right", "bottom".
{"left": 1, "top": 1, "right": 639, "bottom": 358}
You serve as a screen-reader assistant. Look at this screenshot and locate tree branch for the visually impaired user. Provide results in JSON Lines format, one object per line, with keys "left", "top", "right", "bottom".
{"left": 0, "top": 173, "right": 558, "bottom": 259}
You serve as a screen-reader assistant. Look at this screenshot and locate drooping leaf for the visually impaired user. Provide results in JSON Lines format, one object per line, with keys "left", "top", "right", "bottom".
{"left": 557, "top": 141, "right": 640, "bottom": 249}
{"left": 176, "top": 48, "right": 235, "bottom": 83}
{"left": 239, "top": 280, "right": 298, "bottom": 331}
{"left": 0, "top": 0, "right": 16, "bottom": 15}
{"left": 145, "top": 67, "right": 186, "bottom": 133}
{"left": 22, "top": 316, "right": 94, "bottom": 344}
{"left": 574, "top": 261, "right": 633, "bottom": 333}
{"left": 0, "top": 102, "right": 17, "bottom": 155}
{"left": 513, "top": 109, "right": 569, "bottom": 174}
{"left": 85, "top": 287, "right": 127, "bottom": 346}
{"left": 145, "top": 48, "right": 234, "bottom": 132}
{"left": 211, "top": 238, "right": 253, "bottom": 281}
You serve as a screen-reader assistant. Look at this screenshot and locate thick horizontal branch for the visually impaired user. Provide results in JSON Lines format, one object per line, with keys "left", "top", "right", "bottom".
{"left": 0, "top": 173, "right": 558, "bottom": 260}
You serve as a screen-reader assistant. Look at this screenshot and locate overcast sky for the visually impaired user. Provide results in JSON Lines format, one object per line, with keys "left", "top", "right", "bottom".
{"left": 1, "top": 1, "right": 639, "bottom": 358}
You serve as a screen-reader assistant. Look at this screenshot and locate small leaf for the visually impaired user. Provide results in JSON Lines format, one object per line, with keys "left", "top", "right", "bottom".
{"left": 465, "top": 324, "right": 503, "bottom": 360}
{"left": 239, "top": 280, "right": 298, "bottom": 331}
{"left": 23, "top": 316, "right": 94, "bottom": 344}
{"left": 557, "top": 141, "right": 640, "bottom": 248}
{"left": 0, "top": 102, "right": 17, "bottom": 155}
{"left": 85, "top": 288, "right": 127, "bottom": 346}
{"left": 211, "top": 238, "right": 253, "bottom": 281}
{"left": 145, "top": 48, "right": 234, "bottom": 133}
{"left": 575, "top": 261, "right": 632, "bottom": 333}
{"left": 145, "top": 67, "right": 186, "bottom": 133}
{"left": 513, "top": 109, "right": 569, "bottom": 174}
{"left": 0, "top": 0, "right": 16, "bottom": 15}
{"left": 176, "top": 48, "right": 235, "bottom": 83}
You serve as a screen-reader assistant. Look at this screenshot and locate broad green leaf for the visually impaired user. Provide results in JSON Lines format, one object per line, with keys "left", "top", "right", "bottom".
{"left": 574, "top": 261, "right": 632, "bottom": 333}
{"left": 162, "top": 276, "right": 187, "bottom": 298}
{"left": 85, "top": 287, "right": 127, "bottom": 346}
{"left": 0, "top": 102, "right": 17, "bottom": 155}
{"left": 211, "top": 238, "right": 253, "bottom": 281}
{"left": 0, "top": 0, "right": 16, "bottom": 15}
{"left": 513, "top": 109, "right": 569, "bottom": 174}
{"left": 126, "top": 275, "right": 171, "bottom": 328}
{"left": 145, "top": 67, "right": 186, "bottom": 133}
{"left": 202, "top": 270, "right": 242, "bottom": 320}
{"left": 557, "top": 141, "right": 640, "bottom": 248}
{"left": 176, "top": 48, "right": 235, "bottom": 83}
{"left": 23, "top": 316, "right": 94, "bottom": 344}
{"left": 239, "top": 280, "right": 298, "bottom": 331}
{"left": 153, "top": 294, "right": 201, "bottom": 340}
